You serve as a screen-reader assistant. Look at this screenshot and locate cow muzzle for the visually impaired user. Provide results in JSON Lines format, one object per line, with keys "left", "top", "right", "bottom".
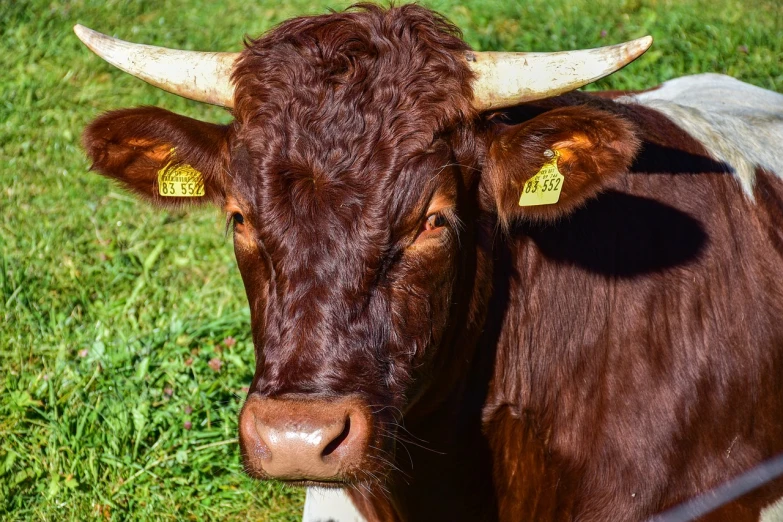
{"left": 239, "top": 395, "right": 371, "bottom": 483}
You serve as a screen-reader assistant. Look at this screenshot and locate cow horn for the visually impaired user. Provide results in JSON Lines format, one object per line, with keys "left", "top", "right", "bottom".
{"left": 73, "top": 24, "right": 238, "bottom": 108}
{"left": 467, "top": 36, "right": 653, "bottom": 111}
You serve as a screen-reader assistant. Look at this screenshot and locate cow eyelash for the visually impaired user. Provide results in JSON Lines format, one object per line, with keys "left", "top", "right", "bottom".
{"left": 224, "top": 212, "right": 245, "bottom": 236}
{"left": 415, "top": 208, "right": 462, "bottom": 245}
{"left": 426, "top": 207, "right": 461, "bottom": 232}
{"left": 424, "top": 212, "right": 447, "bottom": 231}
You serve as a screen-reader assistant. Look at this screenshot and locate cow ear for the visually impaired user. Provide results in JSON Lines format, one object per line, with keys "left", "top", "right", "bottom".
{"left": 83, "top": 107, "right": 231, "bottom": 206}
{"left": 480, "top": 106, "right": 640, "bottom": 227}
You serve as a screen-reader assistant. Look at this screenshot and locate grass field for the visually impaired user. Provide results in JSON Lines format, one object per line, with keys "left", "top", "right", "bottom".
{"left": 1, "top": 0, "right": 781, "bottom": 520}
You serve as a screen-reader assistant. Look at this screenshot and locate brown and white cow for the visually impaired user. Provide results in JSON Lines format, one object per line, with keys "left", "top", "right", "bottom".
{"left": 74, "top": 4, "right": 783, "bottom": 521}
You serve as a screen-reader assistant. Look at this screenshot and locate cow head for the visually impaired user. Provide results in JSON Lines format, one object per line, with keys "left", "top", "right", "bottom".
{"left": 78, "top": 4, "right": 646, "bottom": 488}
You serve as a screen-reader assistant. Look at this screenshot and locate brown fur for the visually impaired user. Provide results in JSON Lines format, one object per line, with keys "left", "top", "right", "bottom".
{"left": 80, "top": 4, "right": 783, "bottom": 521}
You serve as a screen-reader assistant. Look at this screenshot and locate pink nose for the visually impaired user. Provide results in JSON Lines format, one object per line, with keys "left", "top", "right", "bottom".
{"left": 239, "top": 395, "right": 370, "bottom": 481}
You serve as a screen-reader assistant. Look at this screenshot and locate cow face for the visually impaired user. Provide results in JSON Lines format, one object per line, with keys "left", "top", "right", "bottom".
{"left": 80, "top": 4, "right": 642, "bottom": 489}
{"left": 218, "top": 7, "right": 489, "bottom": 487}
{"left": 84, "top": 5, "right": 484, "bottom": 487}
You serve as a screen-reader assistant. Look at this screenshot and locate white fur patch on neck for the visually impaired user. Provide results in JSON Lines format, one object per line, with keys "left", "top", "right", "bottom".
{"left": 761, "top": 495, "right": 783, "bottom": 522}
{"left": 618, "top": 73, "right": 783, "bottom": 198}
{"left": 303, "top": 487, "right": 367, "bottom": 522}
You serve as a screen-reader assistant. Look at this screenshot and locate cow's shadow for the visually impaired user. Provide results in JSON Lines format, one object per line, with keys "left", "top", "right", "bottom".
{"left": 518, "top": 189, "right": 708, "bottom": 277}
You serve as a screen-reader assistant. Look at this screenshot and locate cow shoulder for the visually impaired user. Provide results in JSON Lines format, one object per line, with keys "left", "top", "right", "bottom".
{"left": 618, "top": 73, "right": 783, "bottom": 196}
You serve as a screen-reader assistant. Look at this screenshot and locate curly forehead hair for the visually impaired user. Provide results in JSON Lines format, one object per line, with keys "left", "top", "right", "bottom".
{"left": 231, "top": 3, "right": 477, "bottom": 164}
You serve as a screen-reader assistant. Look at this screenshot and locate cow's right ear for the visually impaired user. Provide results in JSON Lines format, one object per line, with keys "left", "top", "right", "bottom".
{"left": 83, "top": 107, "right": 231, "bottom": 206}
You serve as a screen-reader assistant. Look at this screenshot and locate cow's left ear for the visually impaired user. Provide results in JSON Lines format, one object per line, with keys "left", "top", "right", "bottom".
{"left": 480, "top": 106, "right": 640, "bottom": 226}
{"left": 83, "top": 106, "right": 231, "bottom": 207}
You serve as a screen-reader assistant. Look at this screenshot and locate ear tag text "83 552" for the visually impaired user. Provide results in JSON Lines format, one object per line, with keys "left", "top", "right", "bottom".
{"left": 158, "top": 150, "right": 205, "bottom": 197}
{"left": 518, "top": 150, "right": 564, "bottom": 207}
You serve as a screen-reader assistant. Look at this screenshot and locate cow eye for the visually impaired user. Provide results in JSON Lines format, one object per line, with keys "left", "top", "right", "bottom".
{"left": 424, "top": 213, "right": 447, "bottom": 231}
{"left": 233, "top": 212, "right": 245, "bottom": 225}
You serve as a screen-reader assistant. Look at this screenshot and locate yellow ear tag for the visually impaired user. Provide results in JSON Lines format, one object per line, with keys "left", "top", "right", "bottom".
{"left": 518, "top": 150, "right": 564, "bottom": 207}
{"left": 157, "top": 152, "right": 205, "bottom": 197}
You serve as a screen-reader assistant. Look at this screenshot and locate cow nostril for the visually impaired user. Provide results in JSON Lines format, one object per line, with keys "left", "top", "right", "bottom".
{"left": 240, "top": 396, "right": 371, "bottom": 480}
{"left": 321, "top": 416, "right": 350, "bottom": 458}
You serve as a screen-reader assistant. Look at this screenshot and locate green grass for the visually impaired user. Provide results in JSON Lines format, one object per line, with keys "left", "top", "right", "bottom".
{"left": 1, "top": 0, "right": 780, "bottom": 519}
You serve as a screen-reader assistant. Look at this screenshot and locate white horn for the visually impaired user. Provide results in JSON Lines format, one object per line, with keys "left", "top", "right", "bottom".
{"left": 73, "top": 24, "right": 238, "bottom": 108}
{"left": 467, "top": 35, "right": 653, "bottom": 111}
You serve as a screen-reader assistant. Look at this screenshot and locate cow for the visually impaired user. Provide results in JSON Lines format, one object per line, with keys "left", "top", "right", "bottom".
{"left": 73, "top": 4, "right": 783, "bottom": 521}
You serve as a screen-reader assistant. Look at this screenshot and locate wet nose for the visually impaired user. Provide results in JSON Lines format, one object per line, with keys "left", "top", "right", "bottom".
{"left": 239, "top": 395, "right": 370, "bottom": 481}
